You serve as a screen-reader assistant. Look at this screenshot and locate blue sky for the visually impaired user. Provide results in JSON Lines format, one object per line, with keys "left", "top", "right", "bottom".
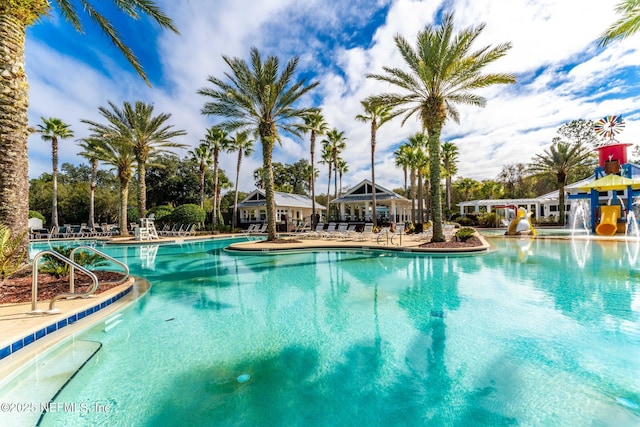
{"left": 25, "top": 0, "right": 640, "bottom": 194}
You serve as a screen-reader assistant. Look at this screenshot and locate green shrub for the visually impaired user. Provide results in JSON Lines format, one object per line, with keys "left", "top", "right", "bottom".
{"left": 456, "top": 216, "right": 475, "bottom": 226}
{"left": 0, "top": 225, "right": 27, "bottom": 282}
{"left": 169, "top": 204, "right": 206, "bottom": 225}
{"left": 148, "top": 205, "right": 174, "bottom": 222}
{"left": 455, "top": 227, "right": 476, "bottom": 242}
{"left": 39, "top": 246, "right": 107, "bottom": 278}
{"left": 478, "top": 212, "right": 498, "bottom": 227}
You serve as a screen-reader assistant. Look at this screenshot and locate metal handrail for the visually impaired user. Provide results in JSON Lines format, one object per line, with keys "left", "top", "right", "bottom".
{"left": 30, "top": 246, "right": 130, "bottom": 314}
{"left": 69, "top": 246, "right": 130, "bottom": 292}
{"left": 30, "top": 250, "right": 98, "bottom": 314}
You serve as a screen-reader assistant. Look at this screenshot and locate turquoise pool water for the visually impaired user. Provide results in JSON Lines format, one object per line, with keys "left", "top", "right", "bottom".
{"left": 15, "top": 238, "right": 640, "bottom": 425}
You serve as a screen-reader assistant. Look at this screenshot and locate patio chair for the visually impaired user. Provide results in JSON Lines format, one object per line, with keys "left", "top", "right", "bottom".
{"left": 242, "top": 224, "right": 259, "bottom": 234}
{"left": 301, "top": 222, "right": 325, "bottom": 239}
{"left": 390, "top": 223, "right": 405, "bottom": 245}
{"left": 328, "top": 223, "right": 349, "bottom": 239}
{"left": 320, "top": 222, "right": 337, "bottom": 239}
{"left": 178, "top": 223, "right": 196, "bottom": 237}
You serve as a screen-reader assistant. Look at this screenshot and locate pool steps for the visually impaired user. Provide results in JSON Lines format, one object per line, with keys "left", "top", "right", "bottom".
{"left": 0, "top": 340, "right": 101, "bottom": 426}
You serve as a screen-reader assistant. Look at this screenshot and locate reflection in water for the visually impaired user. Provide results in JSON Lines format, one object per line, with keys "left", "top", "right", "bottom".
{"left": 571, "top": 238, "right": 591, "bottom": 268}
{"left": 26, "top": 238, "right": 640, "bottom": 426}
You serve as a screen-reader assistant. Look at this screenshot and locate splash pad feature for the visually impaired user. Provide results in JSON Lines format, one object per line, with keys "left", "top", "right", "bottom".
{"left": 570, "top": 115, "right": 640, "bottom": 235}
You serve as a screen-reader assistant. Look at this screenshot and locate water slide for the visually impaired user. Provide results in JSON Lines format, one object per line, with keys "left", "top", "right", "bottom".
{"left": 596, "top": 205, "right": 620, "bottom": 235}
{"left": 506, "top": 207, "right": 537, "bottom": 236}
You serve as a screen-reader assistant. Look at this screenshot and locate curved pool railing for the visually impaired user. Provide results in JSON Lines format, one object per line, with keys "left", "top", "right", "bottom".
{"left": 30, "top": 250, "right": 99, "bottom": 315}
{"left": 30, "top": 246, "right": 130, "bottom": 314}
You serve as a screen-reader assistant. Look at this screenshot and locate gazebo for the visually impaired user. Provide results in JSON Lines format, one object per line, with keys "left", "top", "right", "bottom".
{"left": 329, "top": 179, "right": 412, "bottom": 224}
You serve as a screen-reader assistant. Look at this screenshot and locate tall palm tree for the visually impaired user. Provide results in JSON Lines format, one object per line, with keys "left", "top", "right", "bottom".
{"left": 393, "top": 145, "right": 411, "bottom": 197}
{"left": 81, "top": 131, "right": 136, "bottom": 236}
{"left": 0, "top": 1, "right": 178, "bottom": 248}
{"left": 303, "top": 110, "right": 329, "bottom": 226}
{"left": 189, "top": 142, "right": 214, "bottom": 209}
{"left": 77, "top": 138, "right": 101, "bottom": 229}
{"left": 37, "top": 117, "right": 74, "bottom": 231}
{"left": 356, "top": 100, "right": 393, "bottom": 227}
{"left": 319, "top": 144, "right": 334, "bottom": 220}
{"left": 87, "top": 101, "right": 186, "bottom": 219}
{"left": 228, "top": 131, "right": 255, "bottom": 229}
{"left": 407, "top": 133, "right": 429, "bottom": 224}
{"left": 598, "top": 0, "right": 640, "bottom": 45}
{"left": 441, "top": 142, "right": 459, "bottom": 213}
{"left": 527, "top": 141, "right": 595, "bottom": 226}
{"left": 322, "top": 129, "right": 347, "bottom": 218}
{"left": 199, "top": 47, "right": 318, "bottom": 241}
{"left": 201, "top": 126, "right": 231, "bottom": 229}
{"left": 368, "top": 13, "right": 514, "bottom": 241}
{"left": 336, "top": 157, "right": 349, "bottom": 198}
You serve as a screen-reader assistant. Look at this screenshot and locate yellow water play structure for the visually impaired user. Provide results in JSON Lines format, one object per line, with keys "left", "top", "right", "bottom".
{"left": 506, "top": 207, "right": 537, "bottom": 236}
{"left": 596, "top": 205, "right": 621, "bottom": 236}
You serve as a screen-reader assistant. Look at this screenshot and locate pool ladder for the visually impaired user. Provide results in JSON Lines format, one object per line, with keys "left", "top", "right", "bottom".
{"left": 29, "top": 246, "right": 130, "bottom": 315}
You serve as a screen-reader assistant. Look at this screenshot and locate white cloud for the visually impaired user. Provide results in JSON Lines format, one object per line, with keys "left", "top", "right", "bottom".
{"left": 25, "top": 0, "right": 640, "bottom": 198}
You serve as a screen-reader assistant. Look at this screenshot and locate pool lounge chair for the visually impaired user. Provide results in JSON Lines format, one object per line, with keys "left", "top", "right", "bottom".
{"left": 390, "top": 224, "right": 405, "bottom": 245}
{"left": 242, "top": 224, "right": 259, "bottom": 234}
{"left": 301, "top": 223, "right": 325, "bottom": 239}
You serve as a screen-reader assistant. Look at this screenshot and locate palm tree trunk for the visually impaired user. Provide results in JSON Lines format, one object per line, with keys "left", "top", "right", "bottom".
{"left": 310, "top": 131, "right": 316, "bottom": 227}
{"left": 137, "top": 162, "right": 147, "bottom": 219}
{"left": 558, "top": 178, "right": 566, "bottom": 226}
{"left": 417, "top": 171, "right": 423, "bottom": 223}
{"left": 371, "top": 121, "right": 377, "bottom": 227}
{"left": 88, "top": 158, "right": 98, "bottom": 229}
{"left": 263, "top": 137, "right": 277, "bottom": 240}
{"left": 326, "top": 162, "right": 332, "bottom": 221}
{"left": 427, "top": 132, "right": 444, "bottom": 242}
{"left": 233, "top": 151, "right": 243, "bottom": 229}
{"left": 51, "top": 137, "right": 59, "bottom": 229}
{"left": 410, "top": 169, "right": 416, "bottom": 223}
{"left": 212, "top": 149, "right": 219, "bottom": 229}
{"left": 119, "top": 180, "right": 130, "bottom": 236}
{"left": 0, "top": 14, "right": 30, "bottom": 254}
{"left": 199, "top": 163, "right": 205, "bottom": 209}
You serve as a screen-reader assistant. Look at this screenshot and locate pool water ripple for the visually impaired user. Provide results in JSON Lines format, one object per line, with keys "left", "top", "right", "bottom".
{"left": 10, "top": 237, "right": 640, "bottom": 426}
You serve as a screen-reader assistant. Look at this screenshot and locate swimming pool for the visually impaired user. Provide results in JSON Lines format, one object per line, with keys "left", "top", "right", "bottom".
{"left": 6, "top": 237, "right": 640, "bottom": 425}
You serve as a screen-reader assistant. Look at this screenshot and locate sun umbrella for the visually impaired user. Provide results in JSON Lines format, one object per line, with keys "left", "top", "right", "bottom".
{"left": 579, "top": 174, "right": 640, "bottom": 191}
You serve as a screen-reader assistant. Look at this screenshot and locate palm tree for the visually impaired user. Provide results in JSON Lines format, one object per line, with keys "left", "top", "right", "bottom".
{"left": 303, "top": 110, "right": 329, "bottom": 227}
{"left": 198, "top": 48, "right": 318, "bottom": 240}
{"left": 0, "top": 1, "right": 177, "bottom": 248}
{"left": 394, "top": 144, "right": 413, "bottom": 220}
{"left": 527, "top": 141, "right": 595, "bottom": 226}
{"left": 201, "top": 126, "right": 231, "bottom": 229}
{"left": 189, "top": 142, "right": 214, "bottom": 209}
{"left": 88, "top": 101, "right": 186, "bottom": 219}
{"left": 319, "top": 144, "right": 334, "bottom": 220}
{"left": 441, "top": 142, "right": 459, "bottom": 214}
{"left": 479, "top": 180, "right": 504, "bottom": 200}
{"left": 407, "top": 133, "right": 429, "bottom": 224}
{"left": 77, "top": 138, "right": 102, "bottom": 230}
{"left": 336, "top": 157, "right": 349, "bottom": 198}
{"left": 322, "top": 129, "right": 347, "bottom": 218}
{"left": 228, "top": 131, "right": 255, "bottom": 229}
{"left": 81, "top": 131, "right": 136, "bottom": 236}
{"left": 356, "top": 100, "right": 393, "bottom": 227}
{"left": 456, "top": 178, "right": 480, "bottom": 202}
{"left": 37, "top": 117, "right": 74, "bottom": 231}
{"left": 598, "top": 0, "right": 640, "bottom": 45}
{"left": 367, "top": 13, "right": 514, "bottom": 241}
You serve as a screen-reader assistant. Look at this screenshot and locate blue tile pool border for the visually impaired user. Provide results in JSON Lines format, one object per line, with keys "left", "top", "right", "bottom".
{"left": 0, "top": 286, "right": 132, "bottom": 361}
